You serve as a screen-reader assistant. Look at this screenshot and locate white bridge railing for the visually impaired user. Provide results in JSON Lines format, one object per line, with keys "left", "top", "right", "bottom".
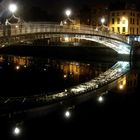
{"left": 0, "top": 22, "right": 127, "bottom": 43}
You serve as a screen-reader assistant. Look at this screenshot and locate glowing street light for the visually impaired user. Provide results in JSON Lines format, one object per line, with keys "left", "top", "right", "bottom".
{"left": 5, "top": 3, "right": 20, "bottom": 25}
{"left": 13, "top": 126, "right": 21, "bottom": 136}
{"left": 9, "top": 3, "right": 17, "bottom": 13}
{"left": 65, "top": 9, "right": 71, "bottom": 17}
{"left": 119, "top": 84, "right": 124, "bottom": 90}
{"left": 16, "top": 65, "right": 20, "bottom": 70}
{"left": 98, "top": 96, "right": 104, "bottom": 103}
{"left": 64, "top": 110, "right": 71, "bottom": 119}
{"left": 63, "top": 8, "right": 75, "bottom": 26}
{"left": 101, "top": 18, "right": 105, "bottom": 25}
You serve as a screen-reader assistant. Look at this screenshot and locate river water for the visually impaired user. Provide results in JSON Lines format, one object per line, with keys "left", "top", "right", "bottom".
{"left": 0, "top": 54, "right": 139, "bottom": 139}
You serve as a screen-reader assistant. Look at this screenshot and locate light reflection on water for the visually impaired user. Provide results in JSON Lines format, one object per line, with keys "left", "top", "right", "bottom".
{"left": 0, "top": 55, "right": 112, "bottom": 97}
{"left": 0, "top": 54, "right": 132, "bottom": 114}
{"left": 1, "top": 55, "right": 140, "bottom": 139}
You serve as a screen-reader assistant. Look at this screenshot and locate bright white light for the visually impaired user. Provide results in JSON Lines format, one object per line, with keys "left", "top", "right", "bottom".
{"left": 64, "top": 110, "right": 71, "bottom": 118}
{"left": 122, "top": 62, "right": 128, "bottom": 69}
{"left": 13, "top": 127, "right": 21, "bottom": 135}
{"left": 118, "top": 68, "right": 122, "bottom": 72}
{"left": 64, "top": 37, "right": 69, "bottom": 42}
{"left": 119, "top": 84, "right": 124, "bottom": 90}
{"left": 127, "top": 37, "right": 130, "bottom": 44}
{"left": 9, "top": 4, "right": 17, "bottom": 13}
{"left": 65, "top": 9, "right": 71, "bottom": 17}
{"left": 64, "top": 74, "right": 67, "bottom": 78}
{"left": 134, "top": 37, "right": 137, "bottom": 41}
{"left": 101, "top": 18, "right": 105, "bottom": 24}
{"left": 64, "top": 89, "right": 67, "bottom": 92}
{"left": 98, "top": 96, "right": 104, "bottom": 103}
{"left": 16, "top": 66, "right": 20, "bottom": 70}
{"left": 122, "top": 17, "right": 126, "bottom": 20}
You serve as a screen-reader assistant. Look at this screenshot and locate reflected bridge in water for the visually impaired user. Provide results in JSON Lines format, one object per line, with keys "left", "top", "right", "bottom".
{"left": 0, "top": 61, "right": 130, "bottom": 115}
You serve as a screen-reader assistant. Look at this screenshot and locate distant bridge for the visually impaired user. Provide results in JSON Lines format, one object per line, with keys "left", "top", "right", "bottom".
{"left": 0, "top": 22, "right": 132, "bottom": 54}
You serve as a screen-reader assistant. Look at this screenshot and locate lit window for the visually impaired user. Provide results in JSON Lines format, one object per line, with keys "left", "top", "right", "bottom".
{"left": 122, "top": 20, "right": 125, "bottom": 24}
{"left": 117, "top": 27, "right": 120, "bottom": 33}
{"left": 117, "top": 18, "right": 120, "bottom": 24}
{"left": 112, "top": 27, "right": 114, "bottom": 32}
{"left": 122, "top": 27, "right": 125, "bottom": 32}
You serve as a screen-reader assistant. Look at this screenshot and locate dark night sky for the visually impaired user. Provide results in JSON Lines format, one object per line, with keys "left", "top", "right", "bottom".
{"left": 0, "top": 0, "right": 140, "bottom": 20}
{"left": 19, "top": 0, "right": 140, "bottom": 13}
{"left": 20, "top": 0, "right": 94, "bottom": 14}
{"left": 1, "top": 0, "right": 140, "bottom": 14}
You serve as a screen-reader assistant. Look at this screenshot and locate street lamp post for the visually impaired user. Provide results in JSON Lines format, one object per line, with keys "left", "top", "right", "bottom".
{"left": 99, "top": 17, "right": 109, "bottom": 32}
{"left": 6, "top": 3, "right": 22, "bottom": 36}
{"left": 63, "top": 9, "right": 74, "bottom": 25}
{"left": 6, "top": 3, "right": 21, "bottom": 25}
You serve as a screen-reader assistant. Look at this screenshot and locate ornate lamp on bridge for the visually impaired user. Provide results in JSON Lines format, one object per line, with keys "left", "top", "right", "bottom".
{"left": 101, "top": 17, "right": 105, "bottom": 25}
{"left": 3, "top": 3, "right": 22, "bottom": 38}
{"left": 9, "top": 3, "right": 17, "bottom": 14}
{"left": 96, "top": 17, "right": 109, "bottom": 32}
{"left": 101, "top": 17, "right": 109, "bottom": 31}
{"left": 61, "top": 9, "right": 75, "bottom": 26}
{"left": 5, "top": 3, "right": 20, "bottom": 25}
{"left": 65, "top": 9, "right": 71, "bottom": 18}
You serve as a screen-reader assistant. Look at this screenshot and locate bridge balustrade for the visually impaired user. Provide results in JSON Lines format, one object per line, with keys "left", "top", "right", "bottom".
{"left": 0, "top": 23, "right": 127, "bottom": 43}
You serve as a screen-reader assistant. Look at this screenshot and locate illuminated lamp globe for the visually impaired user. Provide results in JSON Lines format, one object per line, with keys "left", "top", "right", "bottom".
{"left": 98, "top": 96, "right": 104, "bottom": 103}
{"left": 9, "top": 4, "right": 17, "bottom": 13}
{"left": 13, "top": 127, "right": 21, "bottom": 136}
{"left": 64, "top": 110, "right": 71, "bottom": 118}
{"left": 101, "top": 18, "right": 105, "bottom": 24}
{"left": 65, "top": 9, "right": 71, "bottom": 17}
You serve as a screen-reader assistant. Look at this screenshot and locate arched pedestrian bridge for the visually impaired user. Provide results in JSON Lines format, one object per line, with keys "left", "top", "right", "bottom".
{"left": 0, "top": 22, "right": 132, "bottom": 54}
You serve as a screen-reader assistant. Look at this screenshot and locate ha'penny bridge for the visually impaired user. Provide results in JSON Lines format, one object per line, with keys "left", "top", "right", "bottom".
{"left": 0, "top": 22, "right": 131, "bottom": 114}
{"left": 0, "top": 22, "right": 132, "bottom": 54}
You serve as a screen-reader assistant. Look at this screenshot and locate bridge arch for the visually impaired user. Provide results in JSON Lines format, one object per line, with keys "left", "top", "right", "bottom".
{"left": 0, "top": 22, "right": 132, "bottom": 55}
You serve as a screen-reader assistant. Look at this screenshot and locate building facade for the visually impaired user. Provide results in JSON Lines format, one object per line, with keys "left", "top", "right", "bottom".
{"left": 78, "top": 2, "right": 140, "bottom": 41}
{"left": 109, "top": 9, "right": 140, "bottom": 35}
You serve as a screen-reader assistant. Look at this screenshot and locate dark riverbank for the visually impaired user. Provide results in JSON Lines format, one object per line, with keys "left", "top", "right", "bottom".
{"left": 0, "top": 45, "right": 129, "bottom": 62}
